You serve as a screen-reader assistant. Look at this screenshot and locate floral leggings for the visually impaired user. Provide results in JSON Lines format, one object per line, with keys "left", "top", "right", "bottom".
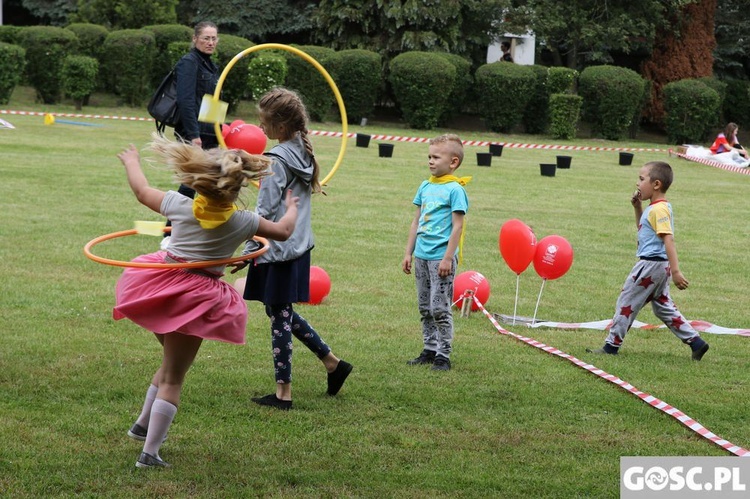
{"left": 265, "top": 304, "right": 331, "bottom": 384}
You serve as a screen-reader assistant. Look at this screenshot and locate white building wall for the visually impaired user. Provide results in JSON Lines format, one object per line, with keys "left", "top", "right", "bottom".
{"left": 487, "top": 34, "right": 536, "bottom": 65}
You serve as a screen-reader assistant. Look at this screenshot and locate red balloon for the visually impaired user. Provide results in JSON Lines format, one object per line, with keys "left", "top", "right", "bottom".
{"left": 533, "top": 235, "right": 574, "bottom": 280}
{"left": 305, "top": 266, "right": 331, "bottom": 305}
{"left": 499, "top": 219, "right": 537, "bottom": 274}
{"left": 452, "top": 271, "right": 491, "bottom": 311}
{"left": 224, "top": 123, "right": 267, "bottom": 154}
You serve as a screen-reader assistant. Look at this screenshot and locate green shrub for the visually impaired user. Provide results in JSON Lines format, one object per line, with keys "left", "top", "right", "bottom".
{"left": 723, "top": 79, "right": 750, "bottom": 128}
{"left": 61, "top": 55, "right": 99, "bottom": 110}
{"left": 214, "top": 34, "right": 254, "bottom": 113}
{"left": 0, "top": 43, "right": 26, "bottom": 105}
{"left": 696, "top": 76, "right": 728, "bottom": 127}
{"left": 248, "top": 53, "right": 288, "bottom": 101}
{"left": 66, "top": 23, "right": 108, "bottom": 59}
{"left": 285, "top": 45, "right": 340, "bottom": 122}
{"left": 547, "top": 67, "right": 578, "bottom": 95}
{"left": 143, "top": 24, "right": 192, "bottom": 87}
{"left": 579, "top": 65, "right": 645, "bottom": 140}
{"left": 333, "top": 49, "right": 382, "bottom": 124}
{"left": 663, "top": 79, "right": 721, "bottom": 144}
{"left": 474, "top": 62, "right": 535, "bottom": 133}
{"left": 548, "top": 93, "right": 583, "bottom": 140}
{"left": 165, "top": 41, "right": 192, "bottom": 68}
{"left": 522, "top": 64, "right": 550, "bottom": 134}
{"left": 389, "top": 51, "right": 456, "bottom": 130}
{"left": 101, "top": 29, "right": 156, "bottom": 106}
{"left": 436, "top": 52, "right": 472, "bottom": 125}
{"left": 0, "top": 25, "right": 23, "bottom": 44}
{"left": 19, "top": 26, "right": 79, "bottom": 104}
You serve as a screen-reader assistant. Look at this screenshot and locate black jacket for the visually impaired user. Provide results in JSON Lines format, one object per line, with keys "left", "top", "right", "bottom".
{"left": 174, "top": 48, "right": 219, "bottom": 143}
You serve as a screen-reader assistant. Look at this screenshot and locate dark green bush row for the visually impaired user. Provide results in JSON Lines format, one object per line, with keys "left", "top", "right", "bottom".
{"left": 549, "top": 94, "right": 583, "bottom": 140}
{"left": 0, "top": 42, "right": 26, "bottom": 105}
{"left": 475, "top": 62, "right": 535, "bottom": 133}
{"left": 61, "top": 55, "right": 99, "bottom": 109}
{"left": 579, "top": 65, "right": 645, "bottom": 141}
{"left": 663, "top": 79, "right": 721, "bottom": 144}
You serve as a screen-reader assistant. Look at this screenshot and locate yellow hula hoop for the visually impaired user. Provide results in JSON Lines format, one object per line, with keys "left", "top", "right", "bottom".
{"left": 212, "top": 43, "right": 348, "bottom": 186}
{"left": 84, "top": 230, "right": 269, "bottom": 269}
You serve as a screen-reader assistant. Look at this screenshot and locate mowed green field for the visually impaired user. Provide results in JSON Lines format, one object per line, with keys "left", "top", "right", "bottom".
{"left": 1, "top": 92, "right": 749, "bottom": 497}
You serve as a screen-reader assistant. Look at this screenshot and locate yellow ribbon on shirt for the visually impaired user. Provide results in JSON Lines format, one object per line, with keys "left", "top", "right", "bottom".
{"left": 192, "top": 194, "right": 237, "bottom": 229}
{"left": 427, "top": 174, "right": 471, "bottom": 263}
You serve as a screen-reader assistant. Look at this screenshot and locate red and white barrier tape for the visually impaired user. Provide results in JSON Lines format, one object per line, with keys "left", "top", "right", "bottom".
{"left": 669, "top": 149, "right": 750, "bottom": 176}
{"left": 466, "top": 293, "right": 749, "bottom": 457}
{"left": 3, "top": 109, "right": 667, "bottom": 152}
{"left": 529, "top": 319, "right": 750, "bottom": 337}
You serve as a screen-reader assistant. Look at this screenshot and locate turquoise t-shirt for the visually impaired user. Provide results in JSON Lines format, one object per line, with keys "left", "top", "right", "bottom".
{"left": 412, "top": 180, "right": 469, "bottom": 261}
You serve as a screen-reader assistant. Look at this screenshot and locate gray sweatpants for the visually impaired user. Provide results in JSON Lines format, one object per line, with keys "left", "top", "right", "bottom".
{"left": 605, "top": 259, "right": 699, "bottom": 348}
{"left": 414, "top": 256, "right": 456, "bottom": 358}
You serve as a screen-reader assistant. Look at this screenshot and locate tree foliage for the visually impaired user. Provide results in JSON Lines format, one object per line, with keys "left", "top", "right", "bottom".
{"left": 73, "top": 0, "right": 178, "bottom": 29}
{"left": 713, "top": 0, "right": 750, "bottom": 80}
{"left": 313, "top": 0, "right": 505, "bottom": 66}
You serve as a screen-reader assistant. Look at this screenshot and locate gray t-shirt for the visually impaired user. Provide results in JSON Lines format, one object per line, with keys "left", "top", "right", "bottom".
{"left": 161, "top": 190, "right": 261, "bottom": 274}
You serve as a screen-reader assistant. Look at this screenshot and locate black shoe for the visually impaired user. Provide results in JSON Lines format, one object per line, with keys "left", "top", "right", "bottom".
{"left": 586, "top": 344, "right": 619, "bottom": 355}
{"left": 127, "top": 423, "right": 167, "bottom": 442}
{"left": 431, "top": 356, "right": 451, "bottom": 371}
{"left": 407, "top": 350, "right": 436, "bottom": 365}
{"left": 327, "top": 360, "right": 353, "bottom": 396}
{"left": 251, "top": 393, "right": 293, "bottom": 411}
{"left": 689, "top": 338, "right": 709, "bottom": 361}
{"left": 135, "top": 452, "right": 170, "bottom": 469}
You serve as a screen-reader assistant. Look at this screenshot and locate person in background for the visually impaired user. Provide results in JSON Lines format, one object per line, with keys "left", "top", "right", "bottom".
{"left": 500, "top": 41, "right": 514, "bottom": 63}
{"left": 710, "top": 122, "right": 748, "bottom": 159}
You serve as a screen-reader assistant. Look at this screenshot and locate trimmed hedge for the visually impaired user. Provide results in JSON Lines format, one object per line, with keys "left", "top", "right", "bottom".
{"left": 215, "top": 34, "right": 255, "bottom": 113}
{"left": 436, "top": 52, "right": 472, "bottom": 125}
{"left": 549, "top": 93, "right": 582, "bottom": 140}
{"left": 579, "top": 65, "right": 645, "bottom": 140}
{"left": 19, "top": 26, "right": 78, "bottom": 104}
{"left": 101, "top": 29, "right": 156, "bottom": 106}
{"left": 334, "top": 49, "right": 381, "bottom": 124}
{"left": 475, "top": 62, "right": 535, "bottom": 133}
{"left": 389, "top": 51, "right": 455, "bottom": 130}
{"left": 0, "top": 25, "right": 23, "bottom": 44}
{"left": 0, "top": 43, "right": 26, "bottom": 105}
{"left": 522, "top": 64, "right": 550, "bottom": 134}
{"left": 248, "top": 53, "right": 288, "bottom": 101}
{"left": 284, "top": 45, "right": 340, "bottom": 122}
{"left": 144, "top": 24, "right": 193, "bottom": 88}
{"left": 66, "top": 23, "right": 108, "bottom": 59}
{"left": 547, "top": 67, "right": 578, "bottom": 95}
{"left": 61, "top": 55, "right": 99, "bottom": 109}
{"left": 723, "top": 79, "right": 750, "bottom": 128}
{"left": 663, "top": 79, "right": 721, "bottom": 144}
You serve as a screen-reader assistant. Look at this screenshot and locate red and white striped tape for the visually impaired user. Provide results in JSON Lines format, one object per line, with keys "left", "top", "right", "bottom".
{"left": 529, "top": 318, "right": 750, "bottom": 336}
{"left": 466, "top": 293, "right": 749, "bottom": 457}
{"left": 3, "top": 109, "right": 667, "bottom": 152}
{"left": 670, "top": 149, "right": 750, "bottom": 176}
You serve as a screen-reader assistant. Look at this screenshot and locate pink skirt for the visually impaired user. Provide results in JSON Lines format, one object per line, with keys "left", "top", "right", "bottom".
{"left": 113, "top": 252, "right": 247, "bottom": 345}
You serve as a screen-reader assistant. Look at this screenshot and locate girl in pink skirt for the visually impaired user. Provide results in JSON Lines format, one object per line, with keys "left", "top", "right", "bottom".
{"left": 114, "top": 135, "right": 299, "bottom": 468}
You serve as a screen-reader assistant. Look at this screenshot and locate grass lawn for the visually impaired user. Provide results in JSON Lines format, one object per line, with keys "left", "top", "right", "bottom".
{"left": 1, "top": 87, "right": 749, "bottom": 497}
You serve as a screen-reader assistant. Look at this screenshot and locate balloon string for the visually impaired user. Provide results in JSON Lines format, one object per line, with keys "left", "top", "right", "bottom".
{"left": 532, "top": 278, "right": 546, "bottom": 325}
{"left": 513, "top": 274, "right": 520, "bottom": 325}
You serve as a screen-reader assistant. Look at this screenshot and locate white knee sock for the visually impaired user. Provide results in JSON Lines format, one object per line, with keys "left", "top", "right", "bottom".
{"left": 143, "top": 398, "right": 177, "bottom": 457}
{"left": 135, "top": 384, "right": 158, "bottom": 428}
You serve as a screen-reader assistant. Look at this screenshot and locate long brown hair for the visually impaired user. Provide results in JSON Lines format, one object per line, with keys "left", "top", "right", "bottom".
{"left": 257, "top": 87, "right": 322, "bottom": 193}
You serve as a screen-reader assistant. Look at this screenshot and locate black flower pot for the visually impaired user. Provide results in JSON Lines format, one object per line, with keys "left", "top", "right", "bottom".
{"left": 476, "top": 152, "right": 492, "bottom": 167}
{"left": 540, "top": 163, "right": 556, "bottom": 177}
{"left": 355, "top": 133, "right": 371, "bottom": 148}
{"left": 556, "top": 155, "right": 572, "bottom": 169}
{"left": 619, "top": 152, "right": 634, "bottom": 166}
{"left": 379, "top": 143, "right": 394, "bottom": 158}
{"left": 489, "top": 143, "right": 504, "bottom": 157}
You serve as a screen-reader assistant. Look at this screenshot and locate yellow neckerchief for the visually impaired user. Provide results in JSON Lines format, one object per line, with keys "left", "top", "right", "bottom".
{"left": 427, "top": 174, "right": 471, "bottom": 263}
{"left": 192, "top": 194, "right": 238, "bottom": 229}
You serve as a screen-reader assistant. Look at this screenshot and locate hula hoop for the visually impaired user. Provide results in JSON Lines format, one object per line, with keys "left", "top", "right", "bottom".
{"left": 84, "top": 230, "right": 269, "bottom": 269}
{"left": 211, "top": 43, "right": 348, "bottom": 186}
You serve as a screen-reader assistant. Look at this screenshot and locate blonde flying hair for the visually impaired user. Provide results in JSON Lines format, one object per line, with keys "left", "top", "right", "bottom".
{"left": 257, "top": 87, "right": 322, "bottom": 193}
{"left": 148, "top": 133, "right": 271, "bottom": 204}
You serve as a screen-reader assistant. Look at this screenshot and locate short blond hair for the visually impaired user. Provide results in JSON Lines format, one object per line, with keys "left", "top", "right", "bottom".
{"left": 429, "top": 133, "right": 464, "bottom": 166}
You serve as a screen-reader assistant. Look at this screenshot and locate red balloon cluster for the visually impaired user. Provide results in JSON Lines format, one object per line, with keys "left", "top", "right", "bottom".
{"left": 499, "top": 219, "right": 574, "bottom": 281}
{"left": 222, "top": 120, "right": 267, "bottom": 154}
{"left": 305, "top": 265, "right": 331, "bottom": 305}
{"left": 452, "top": 271, "right": 491, "bottom": 311}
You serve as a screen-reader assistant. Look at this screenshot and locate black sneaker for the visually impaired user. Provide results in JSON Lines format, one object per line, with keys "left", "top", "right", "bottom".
{"left": 407, "top": 350, "right": 436, "bottom": 365}
{"left": 135, "top": 452, "right": 170, "bottom": 469}
{"left": 431, "top": 356, "right": 451, "bottom": 371}
{"left": 586, "top": 344, "right": 619, "bottom": 355}
{"left": 327, "top": 360, "right": 353, "bottom": 396}
{"left": 251, "top": 393, "right": 293, "bottom": 411}
{"left": 689, "top": 338, "right": 709, "bottom": 361}
{"left": 127, "top": 423, "right": 167, "bottom": 443}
